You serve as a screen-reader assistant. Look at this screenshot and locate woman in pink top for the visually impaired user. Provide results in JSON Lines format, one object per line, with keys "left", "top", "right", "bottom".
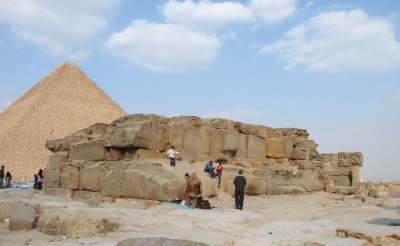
{"left": 37, "top": 169, "right": 44, "bottom": 190}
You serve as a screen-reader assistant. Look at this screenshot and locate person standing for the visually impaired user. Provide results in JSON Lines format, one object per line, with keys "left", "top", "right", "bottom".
{"left": 167, "top": 146, "right": 180, "bottom": 167}
{"left": 216, "top": 163, "right": 224, "bottom": 187}
{"left": 0, "top": 166, "right": 4, "bottom": 189}
{"left": 348, "top": 171, "right": 353, "bottom": 186}
{"left": 34, "top": 174, "right": 38, "bottom": 189}
{"left": 5, "top": 172, "right": 12, "bottom": 188}
{"left": 37, "top": 169, "right": 44, "bottom": 190}
{"left": 233, "top": 170, "right": 247, "bottom": 210}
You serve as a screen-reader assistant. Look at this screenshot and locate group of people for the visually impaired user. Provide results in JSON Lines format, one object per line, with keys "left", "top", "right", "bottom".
{"left": 167, "top": 146, "right": 247, "bottom": 210}
{"left": 0, "top": 166, "right": 13, "bottom": 188}
{"left": 0, "top": 166, "right": 44, "bottom": 189}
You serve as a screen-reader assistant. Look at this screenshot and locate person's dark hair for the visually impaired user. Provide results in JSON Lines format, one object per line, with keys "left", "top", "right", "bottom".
{"left": 1, "top": 166, "right": 4, "bottom": 169}
{"left": 239, "top": 170, "right": 243, "bottom": 174}
{"left": 38, "top": 169, "right": 44, "bottom": 179}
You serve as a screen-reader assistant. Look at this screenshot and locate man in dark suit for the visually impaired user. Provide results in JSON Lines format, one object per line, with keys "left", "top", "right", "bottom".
{"left": 233, "top": 170, "right": 247, "bottom": 210}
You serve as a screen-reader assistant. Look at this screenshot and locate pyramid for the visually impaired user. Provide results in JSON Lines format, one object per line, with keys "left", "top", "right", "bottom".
{"left": 0, "top": 62, "right": 127, "bottom": 181}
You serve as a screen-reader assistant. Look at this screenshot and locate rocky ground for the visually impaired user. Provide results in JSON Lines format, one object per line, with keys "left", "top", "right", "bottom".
{"left": 0, "top": 185, "right": 399, "bottom": 246}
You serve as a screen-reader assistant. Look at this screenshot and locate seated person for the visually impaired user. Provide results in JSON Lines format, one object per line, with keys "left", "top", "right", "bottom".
{"left": 204, "top": 160, "right": 216, "bottom": 178}
{"left": 182, "top": 172, "right": 202, "bottom": 208}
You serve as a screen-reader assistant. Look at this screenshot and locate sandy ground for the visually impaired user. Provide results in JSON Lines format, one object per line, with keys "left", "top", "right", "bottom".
{"left": 0, "top": 186, "right": 399, "bottom": 246}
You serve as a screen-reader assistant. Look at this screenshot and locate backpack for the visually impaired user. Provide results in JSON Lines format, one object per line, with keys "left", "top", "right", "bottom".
{"left": 197, "top": 198, "right": 212, "bottom": 209}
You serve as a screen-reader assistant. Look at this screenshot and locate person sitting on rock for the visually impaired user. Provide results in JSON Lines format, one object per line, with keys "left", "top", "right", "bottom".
{"left": 204, "top": 160, "right": 216, "bottom": 178}
{"left": 182, "top": 172, "right": 202, "bottom": 208}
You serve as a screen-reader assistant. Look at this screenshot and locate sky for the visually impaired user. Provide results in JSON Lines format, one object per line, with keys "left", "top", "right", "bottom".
{"left": 0, "top": 0, "right": 399, "bottom": 181}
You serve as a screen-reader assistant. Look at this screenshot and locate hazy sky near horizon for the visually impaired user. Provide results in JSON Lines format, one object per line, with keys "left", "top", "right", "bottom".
{"left": 0, "top": 0, "right": 399, "bottom": 180}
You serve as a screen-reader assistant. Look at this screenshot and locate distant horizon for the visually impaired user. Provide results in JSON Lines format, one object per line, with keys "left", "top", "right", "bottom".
{"left": 1, "top": 0, "right": 399, "bottom": 180}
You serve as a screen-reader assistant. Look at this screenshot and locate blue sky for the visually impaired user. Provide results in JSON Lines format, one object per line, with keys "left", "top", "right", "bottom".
{"left": 0, "top": 0, "right": 399, "bottom": 180}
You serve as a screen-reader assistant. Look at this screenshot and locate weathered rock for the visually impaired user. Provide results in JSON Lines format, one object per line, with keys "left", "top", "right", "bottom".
{"left": 9, "top": 204, "right": 36, "bottom": 231}
{"left": 266, "top": 138, "right": 293, "bottom": 158}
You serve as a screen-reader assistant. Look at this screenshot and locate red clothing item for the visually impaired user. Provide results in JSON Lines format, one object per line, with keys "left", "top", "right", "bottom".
{"left": 216, "top": 166, "right": 224, "bottom": 174}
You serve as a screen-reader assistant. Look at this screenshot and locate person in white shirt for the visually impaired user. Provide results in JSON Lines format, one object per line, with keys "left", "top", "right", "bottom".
{"left": 167, "top": 146, "right": 180, "bottom": 166}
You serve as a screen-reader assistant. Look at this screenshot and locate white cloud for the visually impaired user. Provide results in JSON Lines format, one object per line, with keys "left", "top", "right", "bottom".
{"left": 0, "top": 0, "right": 120, "bottom": 60}
{"left": 162, "top": 0, "right": 254, "bottom": 31}
{"left": 104, "top": 20, "right": 222, "bottom": 72}
{"left": 250, "top": 0, "right": 297, "bottom": 24}
{"left": 202, "top": 110, "right": 265, "bottom": 121}
{"left": 161, "top": 0, "right": 297, "bottom": 32}
{"left": 259, "top": 9, "right": 400, "bottom": 73}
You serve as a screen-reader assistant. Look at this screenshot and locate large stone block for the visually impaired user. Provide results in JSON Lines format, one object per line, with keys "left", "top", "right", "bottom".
{"left": 42, "top": 188, "right": 75, "bottom": 198}
{"left": 43, "top": 168, "right": 60, "bottom": 188}
{"left": 60, "top": 173, "right": 80, "bottom": 190}
{"left": 103, "top": 121, "right": 166, "bottom": 151}
{"left": 210, "top": 129, "right": 239, "bottom": 161}
{"left": 69, "top": 138, "right": 107, "bottom": 161}
{"left": 266, "top": 138, "right": 293, "bottom": 158}
{"left": 338, "top": 152, "right": 364, "bottom": 167}
{"left": 80, "top": 162, "right": 105, "bottom": 192}
{"left": 101, "top": 162, "right": 185, "bottom": 201}
{"left": 166, "top": 116, "right": 211, "bottom": 160}
{"left": 9, "top": 204, "right": 36, "bottom": 231}
{"left": 124, "top": 149, "right": 166, "bottom": 159}
{"left": 204, "top": 118, "right": 234, "bottom": 130}
{"left": 247, "top": 135, "right": 267, "bottom": 160}
{"left": 291, "top": 148, "right": 307, "bottom": 160}
{"left": 293, "top": 139, "right": 318, "bottom": 149}
{"left": 48, "top": 152, "right": 68, "bottom": 170}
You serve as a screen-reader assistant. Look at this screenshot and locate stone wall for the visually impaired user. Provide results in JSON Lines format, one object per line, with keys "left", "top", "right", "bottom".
{"left": 321, "top": 152, "right": 363, "bottom": 186}
{"left": 43, "top": 114, "right": 363, "bottom": 201}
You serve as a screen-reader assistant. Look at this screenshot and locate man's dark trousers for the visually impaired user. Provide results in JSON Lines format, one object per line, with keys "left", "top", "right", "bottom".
{"left": 235, "top": 188, "right": 245, "bottom": 210}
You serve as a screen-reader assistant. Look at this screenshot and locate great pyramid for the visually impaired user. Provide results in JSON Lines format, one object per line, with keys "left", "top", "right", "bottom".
{"left": 0, "top": 62, "right": 127, "bottom": 181}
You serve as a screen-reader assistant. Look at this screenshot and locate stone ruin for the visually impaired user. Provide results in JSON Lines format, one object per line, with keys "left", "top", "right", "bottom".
{"left": 43, "top": 114, "right": 363, "bottom": 201}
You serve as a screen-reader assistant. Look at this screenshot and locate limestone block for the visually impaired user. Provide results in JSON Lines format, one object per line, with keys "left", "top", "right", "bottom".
{"left": 9, "top": 204, "right": 36, "bottom": 231}
{"left": 338, "top": 152, "right": 364, "bottom": 167}
{"left": 368, "top": 189, "right": 379, "bottom": 198}
{"left": 43, "top": 168, "right": 60, "bottom": 188}
{"left": 103, "top": 121, "right": 166, "bottom": 151}
{"left": 234, "top": 121, "right": 255, "bottom": 135}
{"left": 105, "top": 148, "right": 124, "bottom": 161}
{"left": 112, "top": 113, "right": 169, "bottom": 126}
{"left": 101, "top": 162, "right": 186, "bottom": 201}
{"left": 291, "top": 148, "right": 307, "bottom": 160}
{"left": 251, "top": 162, "right": 270, "bottom": 169}
{"left": 235, "top": 134, "right": 248, "bottom": 159}
{"left": 247, "top": 135, "right": 267, "bottom": 160}
{"left": 166, "top": 116, "right": 211, "bottom": 160}
{"left": 210, "top": 129, "right": 239, "bottom": 161}
{"left": 245, "top": 178, "right": 267, "bottom": 195}
{"left": 45, "top": 138, "right": 70, "bottom": 152}
{"left": 269, "top": 132, "right": 280, "bottom": 138}
{"left": 48, "top": 152, "right": 68, "bottom": 170}
{"left": 204, "top": 118, "right": 235, "bottom": 130}
{"left": 266, "top": 138, "right": 293, "bottom": 158}
{"left": 80, "top": 162, "right": 106, "bottom": 192}
{"left": 124, "top": 149, "right": 166, "bottom": 159}
{"left": 60, "top": 173, "right": 80, "bottom": 190}
{"left": 42, "top": 188, "right": 75, "bottom": 198}
{"left": 325, "top": 186, "right": 339, "bottom": 193}
{"left": 254, "top": 125, "right": 270, "bottom": 139}
{"left": 60, "top": 163, "right": 80, "bottom": 175}
{"left": 337, "top": 187, "right": 359, "bottom": 195}
{"left": 69, "top": 138, "right": 107, "bottom": 161}
{"left": 293, "top": 139, "right": 318, "bottom": 149}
